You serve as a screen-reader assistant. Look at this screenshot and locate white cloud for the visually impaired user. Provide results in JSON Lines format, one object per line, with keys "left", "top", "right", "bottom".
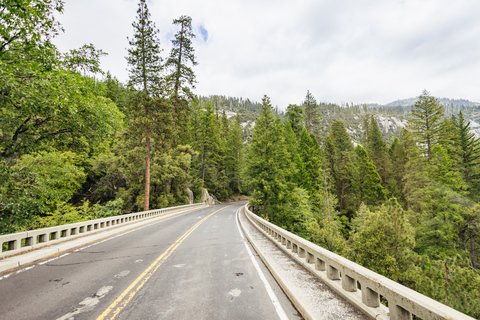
{"left": 54, "top": 0, "right": 480, "bottom": 109}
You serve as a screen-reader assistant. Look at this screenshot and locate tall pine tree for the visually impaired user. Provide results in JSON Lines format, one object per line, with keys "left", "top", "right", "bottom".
{"left": 165, "top": 15, "right": 197, "bottom": 143}
{"left": 302, "top": 91, "right": 322, "bottom": 141}
{"left": 454, "top": 111, "right": 480, "bottom": 188}
{"left": 247, "top": 95, "right": 291, "bottom": 220}
{"left": 408, "top": 90, "right": 444, "bottom": 161}
{"left": 355, "top": 145, "right": 386, "bottom": 206}
{"left": 126, "top": 0, "right": 166, "bottom": 211}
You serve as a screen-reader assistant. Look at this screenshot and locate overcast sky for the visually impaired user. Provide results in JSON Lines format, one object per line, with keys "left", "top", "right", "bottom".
{"left": 53, "top": 0, "right": 480, "bottom": 109}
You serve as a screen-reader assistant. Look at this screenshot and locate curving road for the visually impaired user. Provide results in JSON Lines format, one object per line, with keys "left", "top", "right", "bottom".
{"left": 0, "top": 203, "right": 301, "bottom": 320}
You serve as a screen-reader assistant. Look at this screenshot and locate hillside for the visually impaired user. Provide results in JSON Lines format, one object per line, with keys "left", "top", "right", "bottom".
{"left": 199, "top": 95, "right": 480, "bottom": 143}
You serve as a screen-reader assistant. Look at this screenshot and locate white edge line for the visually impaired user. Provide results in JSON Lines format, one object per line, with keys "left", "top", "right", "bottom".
{"left": 236, "top": 207, "right": 289, "bottom": 320}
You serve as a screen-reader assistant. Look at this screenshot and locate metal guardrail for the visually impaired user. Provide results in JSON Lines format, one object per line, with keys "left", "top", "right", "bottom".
{"left": 244, "top": 204, "right": 475, "bottom": 320}
{"left": 0, "top": 202, "right": 205, "bottom": 258}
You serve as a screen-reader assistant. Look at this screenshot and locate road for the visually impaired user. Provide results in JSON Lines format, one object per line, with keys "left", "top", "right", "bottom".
{"left": 0, "top": 202, "right": 301, "bottom": 320}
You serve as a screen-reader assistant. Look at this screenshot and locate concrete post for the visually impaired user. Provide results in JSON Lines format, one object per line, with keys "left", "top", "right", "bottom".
{"left": 342, "top": 274, "right": 357, "bottom": 292}
{"left": 390, "top": 305, "right": 412, "bottom": 320}
{"left": 362, "top": 287, "right": 380, "bottom": 307}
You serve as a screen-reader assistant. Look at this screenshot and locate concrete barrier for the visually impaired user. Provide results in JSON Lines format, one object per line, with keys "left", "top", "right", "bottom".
{"left": 0, "top": 202, "right": 205, "bottom": 258}
{"left": 244, "top": 204, "right": 475, "bottom": 320}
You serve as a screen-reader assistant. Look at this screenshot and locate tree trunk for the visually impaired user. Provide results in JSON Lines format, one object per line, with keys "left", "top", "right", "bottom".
{"left": 324, "top": 171, "right": 332, "bottom": 231}
{"left": 144, "top": 133, "right": 151, "bottom": 211}
{"left": 444, "top": 261, "right": 449, "bottom": 304}
{"left": 201, "top": 145, "right": 206, "bottom": 185}
{"left": 340, "top": 179, "right": 345, "bottom": 212}
{"left": 471, "top": 234, "right": 477, "bottom": 269}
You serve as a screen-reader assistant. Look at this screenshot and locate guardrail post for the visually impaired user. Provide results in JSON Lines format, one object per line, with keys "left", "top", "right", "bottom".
{"left": 25, "top": 236, "right": 34, "bottom": 246}
{"left": 342, "top": 274, "right": 357, "bottom": 292}
{"left": 8, "top": 240, "right": 18, "bottom": 251}
{"left": 390, "top": 304, "right": 412, "bottom": 320}
{"left": 327, "top": 265, "right": 340, "bottom": 280}
{"left": 307, "top": 252, "right": 314, "bottom": 264}
{"left": 362, "top": 286, "right": 380, "bottom": 307}
{"left": 316, "top": 258, "right": 326, "bottom": 271}
{"left": 298, "top": 247, "right": 305, "bottom": 258}
{"left": 292, "top": 243, "right": 298, "bottom": 253}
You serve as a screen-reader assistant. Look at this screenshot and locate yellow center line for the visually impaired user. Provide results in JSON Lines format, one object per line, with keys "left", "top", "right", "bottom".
{"left": 96, "top": 205, "right": 234, "bottom": 320}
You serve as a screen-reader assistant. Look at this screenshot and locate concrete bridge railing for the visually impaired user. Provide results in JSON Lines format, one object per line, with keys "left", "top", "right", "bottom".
{"left": 0, "top": 202, "right": 206, "bottom": 259}
{"left": 244, "top": 204, "right": 475, "bottom": 320}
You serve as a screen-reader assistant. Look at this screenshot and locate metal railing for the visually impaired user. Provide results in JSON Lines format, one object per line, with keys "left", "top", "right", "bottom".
{"left": 244, "top": 204, "right": 475, "bottom": 320}
{"left": 1, "top": 202, "right": 205, "bottom": 258}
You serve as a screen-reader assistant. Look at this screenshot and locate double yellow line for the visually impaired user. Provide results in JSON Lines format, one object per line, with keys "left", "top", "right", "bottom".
{"left": 97, "top": 205, "right": 233, "bottom": 320}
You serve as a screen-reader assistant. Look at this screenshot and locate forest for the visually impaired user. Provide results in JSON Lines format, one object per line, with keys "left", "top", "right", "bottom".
{"left": 1, "top": 0, "right": 479, "bottom": 318}
{"left": 247, "top": 92, "right": 480, "bottom": 317}
{"left": 0, "top": 0, "right": 244, "bottom": 234}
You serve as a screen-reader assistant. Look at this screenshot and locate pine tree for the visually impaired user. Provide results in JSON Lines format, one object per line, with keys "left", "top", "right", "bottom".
{"left": 126, "top": 0, "right": 164, "bottom": 211}
{"left": 366, "top": 115, "right": 390, "bottom": 189}
{"left": 328, "top": 121, "right": 357, "bottom": 215}
{"left": 453, "top": 111, "right": 480, "bottom": 187}
{"left": 194, "top": 102, "right": 221, "bottom": 190}
{"left": 402, "top": 130, "right": 430, "bottom": 214}
{"left": 285, "top": 104, "right": 304, "bottom": 138}
{"left": 355, "top": 145, "right": 386, "bottom": 206}
{"left": 408, "top": 90, "right": 444, "bottom": 161}
{"left": 296, "top": 128, "right": 323, "bottom": 195}
{"left": 165, "top": 15, "right": 197, "bottom": 142}
{"left": 388, "top": 135, "right": 407, "bottom": 204}
{"left": 225, "top": 116, "right": 244, "bottom": 194}
{"left": 246, "top": 95, "right": 291, "bottom": 220}
{"left": 126, "top": 0, "right": 163, "bottom": 95}
{"left": 351, "top": 200, "right": 415, "bottom": 281}
{"left": 302, "top": 90, "right": 322, "bottom": 141}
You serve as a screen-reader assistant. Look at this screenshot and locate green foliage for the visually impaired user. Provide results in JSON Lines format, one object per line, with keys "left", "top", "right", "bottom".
{"left": 0, "top": 64, "right": 124, "bottom": 158}
{"left": 302, "top": 90, "right": 322, "bottom": 141}
{"left": 328, "top": 121, "right": 358, "bottom": 217}
{"left": 364, "top": 115, "right": 391, "bottom": 190}
{"left": 285, "top": 104, "right": 304, "bottom": 138}
{"left": 126, "top": 0, "right": 163, "bottom": 95}
{"left": 247, "top": 95, "right": 292, "bottom": 220}
{"left": 408, "top": 90, "right": 444, "bottom": 161}
{"left": 0, "top": 151, "right": 85, "bottom": 233}
{"left": 62, "top": 43, "right": 107, "bottom": 75}
{"left": 355, "top": 145, "right": 386, "bottom": 206}
{"left": 0, "top": 0, "right": 64, "bottom": 59}
{"left": 453, "top": 112, "right": 480, "bottom": 198}
{"left": 165, "top": 15, "right": 197, "bottom": 143}
{"left": 351, "top": 200, "right": 415, "bottom": 281}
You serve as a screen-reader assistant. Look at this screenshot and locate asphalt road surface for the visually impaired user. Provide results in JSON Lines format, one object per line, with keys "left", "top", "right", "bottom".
{"left": 0, "top": 202, "right": 301, "bottom": 320}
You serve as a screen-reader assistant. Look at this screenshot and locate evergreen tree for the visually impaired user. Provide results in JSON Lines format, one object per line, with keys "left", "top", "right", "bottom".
{"left": 355, "top": 145, "right": 386, "bottom": 206}
{"left": 284, "top": 104, "right": 304, "bottom": 138}
{"left": 296, "top": 129, "right": 323, "bottom": 194}
{"left": 194, "top": 102, "right": 221, "bottom": 190}
{"left": 327, "top": 121, "right": 357, "bottom": 217}
{"left": 429, "top": 144, "right": 467, "bottom": 194}
{"left": 126, "top": 0, "right": 164, "bottom": 211}
{"left": 165, "top": 15, "right": 197, "bottom": 142}
{"left": 351, "top": 200, "right": 415, "bottom": 281}
{"left": 453, "top": 111, "right": 480, "bottom": 188}
{"left": 366, "top": 115, "right": 390, "bottom": 189}
{"left": 246, "top": 95, "right": 291, "bottom": 220}
{"left": 302, "top": 91, "right": 322, "bottom": 141}
{"left": 126, "top": 0, "right": 163, "bottom": 95}
{"left": 225, "top": 116, "right": 244, "bottom": 194}
{"left": 402, "top": 130, "right": 430, "bottom": 214}
{"left": 408, "top": 90, "right": 444, "bottom": 161}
